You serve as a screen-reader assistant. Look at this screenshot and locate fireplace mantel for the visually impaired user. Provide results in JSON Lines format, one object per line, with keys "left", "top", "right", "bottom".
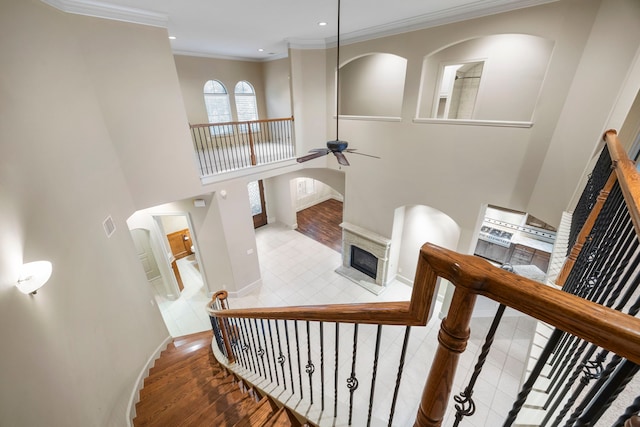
{"left": 337, "top": 222, "right": 392, "bottom": 294}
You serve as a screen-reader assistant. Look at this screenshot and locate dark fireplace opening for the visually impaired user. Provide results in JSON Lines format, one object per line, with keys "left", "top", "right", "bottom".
{"left": 351, "top": 246, "right": 378, "bottom": 279}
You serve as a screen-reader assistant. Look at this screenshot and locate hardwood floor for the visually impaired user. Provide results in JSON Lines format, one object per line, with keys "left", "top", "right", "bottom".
{"left": 295, "top": 199, "right": 343, "bottom": 252}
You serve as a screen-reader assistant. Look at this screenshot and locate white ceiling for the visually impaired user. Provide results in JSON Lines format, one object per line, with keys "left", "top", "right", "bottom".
{"left": 42, "top": 0, "right": 557, "bottom": 61}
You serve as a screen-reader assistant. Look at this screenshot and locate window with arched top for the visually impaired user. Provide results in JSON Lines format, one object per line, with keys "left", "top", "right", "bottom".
{"left": 235, "top": 81, "right": 259, "bottom": 132}
{"left": 203, "top": 80, "right": 232, "bottom": 131}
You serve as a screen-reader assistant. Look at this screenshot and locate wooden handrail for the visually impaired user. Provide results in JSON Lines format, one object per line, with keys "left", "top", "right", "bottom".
{"left": 190, "top": 116, "right": 294, "bottom": 128}
{"left": 206, "top": 254, "right": 439, "bottom": 326}
{"left": 209, "top": 240, "right": 640, "bottom": 364}
{"left": 416, "top": 243, "right": 640, "bottom": 364}
{"left": 557, "top": 130, "right": 640, "bottom": 287}
{"left": 605, "top": 129, "right": 640, "bottom": 237}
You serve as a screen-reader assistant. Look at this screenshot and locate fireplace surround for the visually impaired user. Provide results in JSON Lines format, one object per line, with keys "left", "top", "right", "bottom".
{"left": 336, "top": 222, "right": 391, "bottom": 294}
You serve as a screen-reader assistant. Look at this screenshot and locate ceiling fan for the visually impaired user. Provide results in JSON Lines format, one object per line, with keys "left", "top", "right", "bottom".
{"left": 296, "top": 0, "right": 380, "bottom": 167}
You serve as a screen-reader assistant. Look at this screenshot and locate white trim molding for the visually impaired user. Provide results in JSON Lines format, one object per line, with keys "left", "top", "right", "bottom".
{"left": 412, "top": 118, "right": 534, "bottom": 128}
{"left": 127, "top": 335, "right": 173, "bottom": 426}
{"left": 40, "top": 0, "right": 169, "bottom": 28}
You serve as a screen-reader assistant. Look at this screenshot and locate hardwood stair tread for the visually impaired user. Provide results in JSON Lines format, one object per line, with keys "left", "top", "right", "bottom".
{"left": 135, "top": 378, "right": 243, "bottom": 425}
{"left": 139, "top": 365, "right": 230, "bottom": 400}
{"left": 134, "top": 331, "right": 313, "bottom": 427}
{"left": 172, "top": 331, "right": 213, "bottom": 347}
{"left": 150, "top": 341, "right": 211, "bottom": 372}
{"left": 135, "top": 374, "right": 237, "bottom": 416}
{"left": 143, "top": 352, "right": 224, "bottom": 390}
{"left": 262, "top": 407, "right": 302, "bottom": 427}
{"left": 206, "top": 391, "right": 262, "bottom": 427}
{"left": 176, "top": 385, "right": 256, "bottom": 426}
{"left": 233, "top": 396, "right": 279, "bottom": 427}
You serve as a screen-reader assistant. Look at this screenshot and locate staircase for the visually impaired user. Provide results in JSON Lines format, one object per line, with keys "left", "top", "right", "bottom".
{"left": 133, "top": 331, "right": 313, "bottom": 427}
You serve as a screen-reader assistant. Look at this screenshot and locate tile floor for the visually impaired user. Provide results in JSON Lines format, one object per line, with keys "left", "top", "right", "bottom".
{"left": 152, "top": 222, "right": 536, "bottom": 427}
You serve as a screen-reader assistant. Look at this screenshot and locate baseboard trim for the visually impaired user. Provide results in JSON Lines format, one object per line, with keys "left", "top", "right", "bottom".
{"left": 395, "top": 274, "right": 414, "bottom": 286}
{"left": 126, "top": 335, "right": 173, "bottom": 426}
{"left": 226, "top": 279, "right": 262, "bottom": 298}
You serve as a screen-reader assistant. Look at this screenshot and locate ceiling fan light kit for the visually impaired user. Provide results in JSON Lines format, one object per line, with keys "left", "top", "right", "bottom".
{"left": 296, "top": 0, "right": 379, "bottom": 167}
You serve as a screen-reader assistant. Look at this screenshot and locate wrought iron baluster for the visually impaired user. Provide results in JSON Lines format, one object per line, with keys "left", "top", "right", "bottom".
{"left": 260, "top": 319, "right": 274, "bottom": 383}
{"left": 284, "top": 320, "right": 295, "bottom": 394}
{"left": 549, "top": 349, "right": 605, "bottom": 427}
{"left": 548, "top": 234, "right": 640, "bottom": 426}
{"left": 545, "top": 187, "right": 627, "bottom": 396}
{"left": 568, "top": 146, "right": 612, "bottom": 252}
{"left": 546, "top": 193, "right": 637, "bottom": 418}
{"left": 230, "top": 317, "right": 246, "bottom": 368}
{"left": 503, "top": 328, "right": 565, "bottom": 426}
{"left": 453, "top": 304, "right": 506, "bottom": 426}
{"left": 335, "top": 322, "right": 340, "bottom": 418}
{"left": 191, "top": 128, "right": 204, "bottom": 175}
{"left": 249, "top": 318, "right": 263, "bottom": 378}
{"left": 563, "top": 289, "right": 640, "bottom": 425}
{"left": 240, "top": 318, "right": 257, "bottom": 374}
{"left": 563, "top": 184, "right": 625, "bottom": 296}
{"left": 320, "top": 321, "right": 325, "bottom": 411}
{"left": 612, "top": 395, "right": 640, "bottom": 427}
{"left": 575, "top": 359, "right": 640, "bottom": 426}
{"left": 367, "top": 325, "right": 382, "bottom": 427}
{"left": 275, "top": 319, "right": 287, "bottom": 390}
{"left": 305, "top": 321, "right": 315, "bottom": 404}
{"left": 544, "top": 337, "right": 587, "bottom": 407}
{"left": 347, "top": 323, "right": 359, "bottom": 426}
{"left": 388, "top": 326, "right": 411, "bottom": 427}
{"left": 295, "top": 321, "right": 304, "bottom": 399}
{"left": 267, "top": 319, "right": 280, "bottom": 386}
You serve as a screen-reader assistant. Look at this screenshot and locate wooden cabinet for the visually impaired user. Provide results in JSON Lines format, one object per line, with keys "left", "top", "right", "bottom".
{"left": 509, "top": 245, "right": 534, "bottom": 265}
{"left": 475, "top": 241, "right": 551, "bottom": 273}
{"left": 474, "top": 240, "right": 509, "bottom": 264}
{"left": 171, "top": 259, "right": 184, "bottom": 292}
{"left": 167, "top": 228, "right": 193, "bottom": 260}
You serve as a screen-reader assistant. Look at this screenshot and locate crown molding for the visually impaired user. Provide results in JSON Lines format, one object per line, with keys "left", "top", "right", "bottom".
{"left": 172, "top": 50, "right": 288, "bottom": 63}
{"left": 321, "top": 0, "right": 557, "bottom": 48}
{"left": 40, "top": 0, "right": 169, "bottom": 28}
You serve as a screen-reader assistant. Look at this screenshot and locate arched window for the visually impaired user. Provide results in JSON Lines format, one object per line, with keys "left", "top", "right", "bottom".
{"left": 235, "top": 81, "right": 258, "bottom": 132}
{"left": 203, "top": 80, "right": 232, "bottom": 134}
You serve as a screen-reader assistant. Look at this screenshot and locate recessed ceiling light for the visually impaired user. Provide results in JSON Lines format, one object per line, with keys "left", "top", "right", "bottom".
{"left": 318, "top": 22, "right": 328, "bottom": 26}
{"left": 258, "top": 48, "right": 264, "bottom": 52}
{"left": 168, "top": 36, "right": 176, "bottom": 40}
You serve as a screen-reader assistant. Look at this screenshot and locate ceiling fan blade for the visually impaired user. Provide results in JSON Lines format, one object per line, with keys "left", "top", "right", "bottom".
{"left": 296, "top": 150, "right": 329, "bottom": 163}
{"left": 334, "top": 151, "right": 350, "bottom": 166}
{"left": 345, "top": 149, "right": 381, "bottom": 159}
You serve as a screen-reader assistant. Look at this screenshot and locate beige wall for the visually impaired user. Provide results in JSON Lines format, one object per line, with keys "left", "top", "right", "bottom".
{"left": 528, "top": 0, "right": 640, "bottom": 222}
{"left": 289, "top": 0, "right": 640, "bottom": 256}
{"left": 263, "top": 58, "right": 293, "bottom": 118}
{"left": 0, "top": 1, "right": 171, "bottom": 425}
{"left": 173, "top": 55, "right": 268, "bottom": 124}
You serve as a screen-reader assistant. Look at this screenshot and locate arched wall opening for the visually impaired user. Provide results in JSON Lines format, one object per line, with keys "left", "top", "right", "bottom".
{"left": 417, "top": 33, "right": 554, "bottom": 122}
{"left": 338, "top": 53, "right": 407, "bottom": 118}
{"left": 389, "top": 205, "right": 461, "bottom": 293}
{"left": 262, "top": 168, "right": 345, "bottom": 231}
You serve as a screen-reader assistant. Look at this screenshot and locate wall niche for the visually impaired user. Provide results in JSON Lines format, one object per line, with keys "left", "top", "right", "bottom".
{"left": 418, "top": 34, "right": 554, "bottom": 123}
{"left": 338, "top": 53, "right": 407, "bottom": 119}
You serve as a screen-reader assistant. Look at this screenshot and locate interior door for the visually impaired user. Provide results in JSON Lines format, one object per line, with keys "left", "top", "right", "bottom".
{"left": 248, "top": 180, "right": 267, "bottom": 228}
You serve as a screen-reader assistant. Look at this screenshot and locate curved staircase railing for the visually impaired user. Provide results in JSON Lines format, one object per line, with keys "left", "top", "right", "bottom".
{"left": 207, "top": 130, "right": 640, "bottom": 426}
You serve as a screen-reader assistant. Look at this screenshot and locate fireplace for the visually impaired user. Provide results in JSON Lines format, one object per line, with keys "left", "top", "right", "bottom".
{"left": 336, "top": 222, "right": 391, "bottom": 294}
{"left": 351, "top": 246, "right": 378, "bottom": 279}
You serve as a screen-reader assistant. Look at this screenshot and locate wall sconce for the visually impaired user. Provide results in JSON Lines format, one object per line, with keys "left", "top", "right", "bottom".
{"left": 16, "top": 261, "right": 52, "bottom": 295}
{"left": 219, "top": 190, "right": 227, "bottom": 199}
